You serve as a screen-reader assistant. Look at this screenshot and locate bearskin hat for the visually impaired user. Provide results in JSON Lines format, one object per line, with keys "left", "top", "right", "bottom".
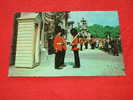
{"left": 70, "top": 28, "right": 78, "bottom": 37}
{"left": 55, "top": 26, "right": 62, "bottom": 35}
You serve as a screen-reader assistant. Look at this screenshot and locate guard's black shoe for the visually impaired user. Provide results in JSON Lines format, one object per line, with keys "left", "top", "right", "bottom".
{"left": 61, "top": 64, "right": 66, "bottom": 67}
{"left": 73, "top": 66, "right": 80, "bottom": 68}
{"left": 55, "top": 67, "right": 63, "bottom": 70}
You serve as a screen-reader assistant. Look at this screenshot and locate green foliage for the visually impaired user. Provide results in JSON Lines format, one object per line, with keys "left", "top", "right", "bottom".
{"left": 87, "top": 24, "right": 120, "bottom": 38}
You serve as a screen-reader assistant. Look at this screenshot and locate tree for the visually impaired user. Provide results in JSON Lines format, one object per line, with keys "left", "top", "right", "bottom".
{"left": 87, "top": 24, "right": 120, "bottom": 38}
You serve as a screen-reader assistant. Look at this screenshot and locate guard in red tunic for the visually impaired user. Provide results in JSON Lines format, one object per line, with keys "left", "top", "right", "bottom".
{"left": 60, "top": 29, "right": 67, "bottom": 67}
{"left": 54, "top": 30, "right": 63, "bottom": 69}
{"left": 71, "top": 28, "right": 80, "bottom": 68}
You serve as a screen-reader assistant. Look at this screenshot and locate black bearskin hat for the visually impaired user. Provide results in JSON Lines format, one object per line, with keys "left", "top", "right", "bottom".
{"left": 55, "top": 26, "right": 62, "bottom": 35}
{"left": 70, "top": 28, "right": 78, "bottom": 37}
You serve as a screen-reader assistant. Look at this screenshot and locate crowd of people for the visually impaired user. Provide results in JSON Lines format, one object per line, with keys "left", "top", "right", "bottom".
{"left": 78, "top": 36, "right": 122, "bottom": 56}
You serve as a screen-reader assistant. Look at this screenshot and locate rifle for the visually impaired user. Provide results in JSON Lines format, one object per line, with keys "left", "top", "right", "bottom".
{"left": 71, "top": 32, "right": 80, "bottom": 48}
{"left": 71, "top": 32, "right": 80, "bottom": 43}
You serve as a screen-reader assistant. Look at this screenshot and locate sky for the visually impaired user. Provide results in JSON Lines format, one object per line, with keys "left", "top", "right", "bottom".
{"left": 68, "top": 11, "right": 119, "bottom": 27}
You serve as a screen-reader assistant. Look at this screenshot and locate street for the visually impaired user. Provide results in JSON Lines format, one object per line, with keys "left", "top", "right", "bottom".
{"left": 9, "top": 45, "right": 125, "bottom": 77}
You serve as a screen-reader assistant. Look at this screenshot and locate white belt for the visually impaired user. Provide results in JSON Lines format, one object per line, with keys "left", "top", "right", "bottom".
{"left": 56, "top": 43, "right": 63, "bottom": 45}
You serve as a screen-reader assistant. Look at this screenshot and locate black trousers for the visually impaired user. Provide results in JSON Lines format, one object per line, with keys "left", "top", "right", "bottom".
{"left": 61, "top": 50, "right": 66, "bottom": 65}
{"left": 91, "top": 43, "right": 95, "bottom": 49}
{"left": 73, "top": 50, "right": 80, "bottom": 67}
{"left": 84, "top": 43, "right": 88, "bottom": 49}
{"left": 55, "top": 51, "right": 62, "bottom": 68}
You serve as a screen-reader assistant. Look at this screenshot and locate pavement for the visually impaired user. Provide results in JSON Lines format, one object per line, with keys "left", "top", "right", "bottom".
{"left": 8, "top": 45, "right": 125, "bottom": 77}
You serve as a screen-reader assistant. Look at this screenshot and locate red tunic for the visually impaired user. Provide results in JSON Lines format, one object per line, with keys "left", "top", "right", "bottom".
{"left": 54, "top": 35, "right": 63, "bottom": 51}
{"left": 72, "top": 38, "right": 79, "bottom": 51}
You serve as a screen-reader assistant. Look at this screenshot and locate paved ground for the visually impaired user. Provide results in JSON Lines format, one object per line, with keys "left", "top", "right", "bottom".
{"left": 8, "top": 45, "right": 125, "bottom": 77}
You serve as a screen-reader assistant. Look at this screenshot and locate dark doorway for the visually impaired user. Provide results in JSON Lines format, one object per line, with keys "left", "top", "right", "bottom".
{"left": 10, "top": 13, "right": 21, "bottom": 65}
